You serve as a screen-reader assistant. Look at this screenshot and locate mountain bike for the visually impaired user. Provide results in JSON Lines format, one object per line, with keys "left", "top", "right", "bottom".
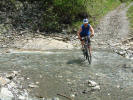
{"left": 81, "top": 36, "right": 92, "bottom": 64}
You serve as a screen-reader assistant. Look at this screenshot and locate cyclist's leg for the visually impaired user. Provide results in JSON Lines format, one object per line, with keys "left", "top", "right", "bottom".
{"left": 80, "top": 34, "right": 85, "bottom": 49}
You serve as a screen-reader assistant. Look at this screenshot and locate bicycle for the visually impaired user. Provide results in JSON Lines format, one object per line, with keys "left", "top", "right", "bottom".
{"left": 81, "top": 36, "right": 92, "bottom": 64}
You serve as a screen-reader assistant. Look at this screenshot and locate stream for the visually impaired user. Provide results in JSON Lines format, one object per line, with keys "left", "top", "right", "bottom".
{"left": 0, "top": 48, "right": 132, "bottom": 100}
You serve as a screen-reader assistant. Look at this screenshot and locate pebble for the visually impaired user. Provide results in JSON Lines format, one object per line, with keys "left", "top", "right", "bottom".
{"left": 117, "top": 85, "right": 120, "bottom": 88}
{"left": 6, "top": 73, "right": 15, "bottom": 80}
{"left": 88, "top": 80, "right": 97, "bottom": 87}
{"left": 0, "top": 77, "right": 10, "bottom": 86}
{"left": 6, "top": 71, "right": 19, "bottom": 80}
{"left": 70, "top": 94, "right": 75, "bottom": 98}
{"left": 52, "top": 97, "right": 60, "bottom": 100}
{"left": 108, "top": 93, "right": 110, "bottom": 96}
{"left": 92, "top": 85, "right": 100, "bottom": 90}
{"left": 36, "top": 82, "right": 39, "bottom": 84}
{"left": 19, "top": 95, "right": 26, "bottom": 100}
{"left": 28, "top": 84, "right": 39, "bottom": 88}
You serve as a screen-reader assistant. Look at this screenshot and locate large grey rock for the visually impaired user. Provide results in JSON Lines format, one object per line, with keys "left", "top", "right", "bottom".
{"left": 0, "top": 77, "right": 10, "bottom": 86}
{"left": 0, "top": 87, "right": 14, "bottom": 98}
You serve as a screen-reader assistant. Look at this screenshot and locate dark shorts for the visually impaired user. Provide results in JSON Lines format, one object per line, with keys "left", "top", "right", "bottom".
{"left": 80, "top": 36, "right": 91, "bottom": 46}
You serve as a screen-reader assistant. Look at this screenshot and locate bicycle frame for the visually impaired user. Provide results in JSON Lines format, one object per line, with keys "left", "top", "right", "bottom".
{"left": 81, "top": 36, "right": 92, "bottom": 64}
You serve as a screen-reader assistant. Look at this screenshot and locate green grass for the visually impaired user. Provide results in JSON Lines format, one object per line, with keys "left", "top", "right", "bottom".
{"left": 127, "top": 4, "right": 133, "bottom": 36}
{"left": 72, "top": 0, "right": 121, "bottom": 30}
{"left": 125, "top": 0, "right": 133, "bottom": 7}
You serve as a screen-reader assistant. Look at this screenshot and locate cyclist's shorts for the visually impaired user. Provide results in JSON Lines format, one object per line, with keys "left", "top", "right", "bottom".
{"left": 80, "top": 36, "right": 91, "bottom": 46}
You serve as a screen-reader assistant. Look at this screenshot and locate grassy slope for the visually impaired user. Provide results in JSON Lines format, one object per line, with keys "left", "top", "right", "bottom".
{"left": 73, "top": 0, "right": 121, "bottom": 29}
{"left": 127, "top": 4, "right": 133, "bottom": 36}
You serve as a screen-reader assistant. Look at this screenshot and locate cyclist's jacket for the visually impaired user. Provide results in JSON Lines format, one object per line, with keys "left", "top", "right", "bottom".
{"left": 80, "top": 24, "right": 90, "bottom": 37}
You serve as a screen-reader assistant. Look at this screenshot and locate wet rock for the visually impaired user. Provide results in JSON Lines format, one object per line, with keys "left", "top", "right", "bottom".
{"left": 13, "top": 71, "right": 19, "bottom": 75}
{"left": 70, "top": 94, "right": 75, "bottom": 98}
{"left": 35, "top": 82, "right": 39, "bottom": 84}
{"left": 88, "top": 80, "right": 97, "bottom": 87}
{"left": 82, "top": 90, "right": 87, "bottom": 94}
{"left": 6, "top": 71, "right": 19, "bottom": 80}
{"left": 117, "top": 51, "right": 126, "bottom": 56}
{"left": 19, "top": 95, "right": 26, "bottom": 100}
{"left": 117, "top": 85, "right": 120, "bottom": 88}
{"left": 28, "top": 83, "right": 39, "bottom": 88}
{"left": 91, "top": 85, "right": 100, "bottom": 90}
{"left": 88, "top": 80, "right": 100, "bottom": 90}
{"left": 122, "top": 64, "right": 131, "bottom": 68}
{"left": 9, "top": 81, "right": 17, "bottom": 88}
{"left": 108, "top": 93, "right": 110, "bottom": 96}
{"left": 125, "top": 50, "right": 133, "bottom": 59}
{"left": 36, "top": 94, "right": 44, "bottom": 99}
{"left": 0, "top": 87, "right": 14, "bottom": 98}
{"left": 0, "top": 77, "right": 10, "bottom": 86}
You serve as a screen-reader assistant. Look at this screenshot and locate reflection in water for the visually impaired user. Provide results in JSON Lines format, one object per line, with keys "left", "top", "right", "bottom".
{"left": 67, "top": 58, "right": 85, "bottom": 65}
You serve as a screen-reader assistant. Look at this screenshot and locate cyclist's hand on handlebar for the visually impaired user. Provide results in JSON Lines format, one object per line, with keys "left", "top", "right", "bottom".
{"left": 90, "top": 34, "right": 94, "bottom": 38}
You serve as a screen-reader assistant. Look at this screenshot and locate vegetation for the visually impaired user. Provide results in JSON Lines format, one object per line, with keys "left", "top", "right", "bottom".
{"left": 0, "top": 0, "right": 132, "bottom": 33}
{"left": 127, "top": 4, "right": 133, "bottom": 36}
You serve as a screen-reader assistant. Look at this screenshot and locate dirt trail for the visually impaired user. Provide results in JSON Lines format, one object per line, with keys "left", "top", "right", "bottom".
{"left": 94, "top": 3, "right": 133, "bottom": 49}
{"left": 9, "top": 3, "right": 133, "bottom": 55}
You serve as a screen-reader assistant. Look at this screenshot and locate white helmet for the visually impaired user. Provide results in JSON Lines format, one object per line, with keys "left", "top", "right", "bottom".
{"left": 83, "top": 18, "right": 88, "bottom": 24}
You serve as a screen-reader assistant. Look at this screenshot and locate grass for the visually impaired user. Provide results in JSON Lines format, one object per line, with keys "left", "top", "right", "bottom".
{"left": 72, "top": 0, "right": 121, "bottom": 30}
{"left": 127, "top": 4, "right": 133, "bottom": 36}
{"left": 126, "top": 0, "right": 133, "bottom": 6}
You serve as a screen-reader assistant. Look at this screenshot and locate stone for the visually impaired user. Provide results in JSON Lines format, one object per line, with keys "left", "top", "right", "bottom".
{"left": 108, "top": 93, "right": 110, "bottom": 96}
{"left": 117, "top": 85, "right": 120, "bottom": 88}
{"left": 35, "top": 82, "right": 39, "bottom": 84}
{"left": 0, "top": 77, "right": 10, "bottom": 86}
{"left": 9, "top": 81, "right": 17, "bottom": 88}
{"left": 0, "top": 87, "right": 14, "bottom": 98}
{"left": 88, "top": 80, "right": 97, "bottom": 87}
{"left": 6, "top": 71, "right": 18, "bottom": 80}
{"left": 70, "top": 94, "right": 75, "bottom": 98}
{"left": 13, "top": 71, "right": 19, "bottom": 75}
{"left": 28, "top": 84, "right": 39, "bottom": 88}
{"left": 19, "top": 95, "right": 26, "bottom": 100}
{"left": 52, "top": 97, "right": 60, "bottom": 100}
{"left": 92, "top": 85, "right": 100, "bottom": 90}
{"left": 82, "top": 90, "right": 87, "bottom": 94}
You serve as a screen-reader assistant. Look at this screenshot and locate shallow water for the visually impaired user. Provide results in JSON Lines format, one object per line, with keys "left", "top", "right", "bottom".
{"left": 0, "top": 48, "right": 133, "bottom": 100}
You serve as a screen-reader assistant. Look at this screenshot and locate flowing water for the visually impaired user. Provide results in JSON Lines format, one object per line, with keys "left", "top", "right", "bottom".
{"left": 0, "top": 48, "right": 133, "bottom": 100}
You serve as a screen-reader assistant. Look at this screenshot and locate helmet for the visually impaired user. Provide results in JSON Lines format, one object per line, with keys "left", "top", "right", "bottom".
{"left": 83, "top": 18, "right": 88, "bottom": 24}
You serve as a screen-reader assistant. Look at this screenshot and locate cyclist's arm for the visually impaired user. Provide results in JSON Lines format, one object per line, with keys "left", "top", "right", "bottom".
{"left": 77, "top": 27, "right": 82, "bottom": 40}
{"left": 90, "top": 25, "right": 94, "bottom": 37}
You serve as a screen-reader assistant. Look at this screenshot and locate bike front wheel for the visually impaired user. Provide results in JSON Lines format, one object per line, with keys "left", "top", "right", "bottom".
{"left": 87, "top": 51, "right": 92, "bottom": 64}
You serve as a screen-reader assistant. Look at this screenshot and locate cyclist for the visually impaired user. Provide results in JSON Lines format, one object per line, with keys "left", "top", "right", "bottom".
{"left": 77, "top": 18, "right": 94, "bottom": 55}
